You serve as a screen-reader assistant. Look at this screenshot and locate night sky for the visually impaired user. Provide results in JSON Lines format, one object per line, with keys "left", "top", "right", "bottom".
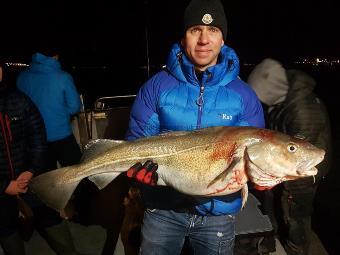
{"left": 2, "top": 0, "right": 339, "bottom": 66}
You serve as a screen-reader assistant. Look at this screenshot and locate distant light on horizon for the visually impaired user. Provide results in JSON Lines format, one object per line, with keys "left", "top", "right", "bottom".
{"left": 294, "top": 57, "right": 340, "bottom": 66}
{"left": 5, "top": 62, "right": 29, "bottom": 67}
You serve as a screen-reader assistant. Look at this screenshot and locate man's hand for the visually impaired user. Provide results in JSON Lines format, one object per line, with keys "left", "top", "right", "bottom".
{"left": 17, "top": 171, "right": 34, "bottom": 189}
{"left": 127, "top": 160, "right": 158, "bottom": 186}
{"left": 5, "top": 180, "right": 28, "bottom": 195}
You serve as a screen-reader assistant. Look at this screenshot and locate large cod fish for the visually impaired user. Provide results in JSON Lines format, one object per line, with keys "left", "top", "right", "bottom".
{"left": 30, "top": 126, "right": 325, "bottom": 212}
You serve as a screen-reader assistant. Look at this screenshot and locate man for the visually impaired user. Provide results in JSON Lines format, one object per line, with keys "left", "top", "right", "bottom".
{"left": 125, "top": 0, "right": 265, "bottom": 254}
{"left": 16, "top": 47, "right": 82, "bottom": 255}
{"left": 0, "top": 62, "right": 46, "bottom": 255}
{"left": 247, "top": 58, "right": 332, "bottom": 255}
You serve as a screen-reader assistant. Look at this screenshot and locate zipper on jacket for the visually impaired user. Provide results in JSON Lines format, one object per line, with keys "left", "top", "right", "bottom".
{"left": 196, "top": 84, "right": 204, "bottom": 128}
{"left": 0, "top": 112, "right": 15, "bottom": 179}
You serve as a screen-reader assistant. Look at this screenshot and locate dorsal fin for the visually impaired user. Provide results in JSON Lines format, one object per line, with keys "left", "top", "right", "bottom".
{"left": 81, "top": 139, "right": 125, "bottom": 163}
{"left": 158, "top": 130, "right": 189, "bottom": 137}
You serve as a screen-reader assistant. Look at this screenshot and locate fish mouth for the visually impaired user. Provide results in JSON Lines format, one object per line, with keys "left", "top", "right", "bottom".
{"left": 297, "top": 167, "right": 318, "bottom": 176}
{"left": 247, "top": 160, "right": 283, "bottom": 188}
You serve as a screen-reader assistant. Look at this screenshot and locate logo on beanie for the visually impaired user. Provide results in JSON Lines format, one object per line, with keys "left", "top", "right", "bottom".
{"left": 202, "top": 14, "right": 213, "bottom": 24}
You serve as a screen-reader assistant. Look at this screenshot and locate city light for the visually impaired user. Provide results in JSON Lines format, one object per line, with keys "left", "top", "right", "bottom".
{"left": 5, "top": 62, "right": 29, "bottom": 67}
{"left": 294, "top": 57, "right": 340, "bottom": 66}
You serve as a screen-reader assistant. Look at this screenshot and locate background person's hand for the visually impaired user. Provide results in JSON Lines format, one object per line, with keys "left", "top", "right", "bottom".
{"left": 17, "top": 171, "right": 34, "bottom": 189}
{"left": 5, "top": 180, "right": 28, "bottom": 195}
{"left": 127, "top": 160, "right": 158, "bottom": 186}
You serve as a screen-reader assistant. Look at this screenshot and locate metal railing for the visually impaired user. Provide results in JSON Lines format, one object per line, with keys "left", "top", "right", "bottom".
{"left": 93, "top": 95, "right": 136, "bottom": 111}
{"left": 74, "top": 95, "right": 136, "bottom": 147}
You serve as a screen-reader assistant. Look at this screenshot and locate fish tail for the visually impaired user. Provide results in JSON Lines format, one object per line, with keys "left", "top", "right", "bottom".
{"left": 29, "top": 166, "right": 80, "bottom": 212}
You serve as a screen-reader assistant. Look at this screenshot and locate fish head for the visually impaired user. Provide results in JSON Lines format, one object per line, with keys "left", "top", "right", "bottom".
{"left": 245, "top": 129, "right": 325, "bottom": 190}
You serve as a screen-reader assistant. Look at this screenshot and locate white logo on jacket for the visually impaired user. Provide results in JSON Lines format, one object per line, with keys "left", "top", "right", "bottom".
{"left": 220, "top": 114, "right": 233, "bottom": 120}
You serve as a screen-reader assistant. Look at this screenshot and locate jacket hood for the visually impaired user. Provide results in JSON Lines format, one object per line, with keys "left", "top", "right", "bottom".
{"left": 29, "top": 53, "right": 61, "bottom": 73}
{"left": 247, "top": 58, "right": 289, "bottom": 106}
{"left": 166, "top": 43, "right": 239, "bottom": 87}
{"left": 285, "top": 69, "right": 316, "bottom": 100}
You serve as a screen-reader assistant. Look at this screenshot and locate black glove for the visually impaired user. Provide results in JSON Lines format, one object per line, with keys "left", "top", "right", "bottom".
{"left": 126, "top": 160, "right": 158, "bottom": 186}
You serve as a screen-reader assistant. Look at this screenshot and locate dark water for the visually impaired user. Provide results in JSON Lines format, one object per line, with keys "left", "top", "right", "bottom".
{"left": 70, "top": 66, "right": 149, "bottom": 109}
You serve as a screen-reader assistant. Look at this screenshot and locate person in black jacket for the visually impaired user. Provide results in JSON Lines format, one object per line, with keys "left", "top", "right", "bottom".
{"left": 0, "top": 62, "right": 47, "bottom": 254}
{"left": 247, "top": 58, "right": 332, "bottom": 255}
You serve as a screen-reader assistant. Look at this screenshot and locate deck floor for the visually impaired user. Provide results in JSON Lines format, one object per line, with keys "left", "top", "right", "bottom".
{"left": 0, "top": 220, "right": 328, "bottom": 255}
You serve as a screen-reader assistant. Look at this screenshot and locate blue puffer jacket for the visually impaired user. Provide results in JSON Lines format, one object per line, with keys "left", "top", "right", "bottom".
{"left": 17, "top": 53, "right": 81, "bottom": 142}
{"left": 126, "top": 43, "right": 264, "bottom": 215}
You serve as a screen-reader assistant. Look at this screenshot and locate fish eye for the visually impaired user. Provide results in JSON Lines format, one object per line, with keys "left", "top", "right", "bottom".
{"left": 287, "top": 143, "right": 298, "bottom": 153}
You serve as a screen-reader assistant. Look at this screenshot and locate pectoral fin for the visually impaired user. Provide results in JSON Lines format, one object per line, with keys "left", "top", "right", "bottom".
{"left": 241, "top": 184, "right": 248, "bottom": 209}
{"left": 207, "top": 157, "right": 240, "bottom": 188}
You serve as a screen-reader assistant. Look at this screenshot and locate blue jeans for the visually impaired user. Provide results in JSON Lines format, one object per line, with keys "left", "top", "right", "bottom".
{"left": 139, "top": 209, "right": 235, "bottom": 255}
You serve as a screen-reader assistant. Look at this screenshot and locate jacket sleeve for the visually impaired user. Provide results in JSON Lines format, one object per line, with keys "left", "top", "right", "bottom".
{"left": 24, "top": 97, "right": 48, "bottom": 175}
{"left": 125, "top": 80, "right": 160, "bottom": 141}
{"left": 63, "top": 73, "right": 81, "bottom": 115}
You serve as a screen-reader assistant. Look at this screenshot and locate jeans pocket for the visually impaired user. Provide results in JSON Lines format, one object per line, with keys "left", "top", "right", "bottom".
{"left": 218, "top": 236, "right": 235, "bottom": 254}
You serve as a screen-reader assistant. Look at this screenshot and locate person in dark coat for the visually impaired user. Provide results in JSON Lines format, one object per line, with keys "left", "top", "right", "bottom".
{"left": 247, "top": 58, "right": 332, "bottom": 255}
{"left": 0, "top": 62, "right": 47, "bottom": 254}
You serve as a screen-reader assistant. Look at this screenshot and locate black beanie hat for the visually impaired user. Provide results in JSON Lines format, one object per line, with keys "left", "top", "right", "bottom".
{"left": 183, "top": 0, "right": 228, "bottom": 40}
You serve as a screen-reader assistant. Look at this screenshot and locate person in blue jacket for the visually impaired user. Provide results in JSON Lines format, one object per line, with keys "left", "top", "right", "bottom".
{"left": 16, "top": 46, "right": 82, "bottom": 255}
{"left": 16, "top": 46, "right": 82, "bottom": 170}
{"left": 125, "top": 0, "right": 265, "bottom": 254}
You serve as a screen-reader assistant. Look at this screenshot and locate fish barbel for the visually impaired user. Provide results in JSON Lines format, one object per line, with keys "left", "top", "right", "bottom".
{"left": 29, "top": 126, "right": 325, "bottom": 211}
